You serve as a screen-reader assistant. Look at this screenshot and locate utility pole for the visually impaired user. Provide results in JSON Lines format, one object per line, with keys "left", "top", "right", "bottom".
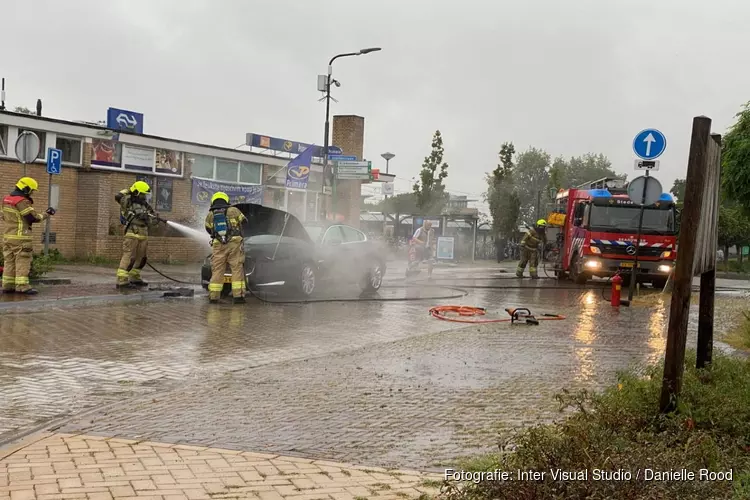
{"left": 319, "top": 47, "right": 381, "bottom": 221}
{"left": 381, "top": 152, "right": 395, "bottom": 237}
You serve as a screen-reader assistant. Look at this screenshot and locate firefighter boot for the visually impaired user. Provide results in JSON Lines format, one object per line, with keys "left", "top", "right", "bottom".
{"left": 233, "top": 296, "right": 246, "bottom": 304}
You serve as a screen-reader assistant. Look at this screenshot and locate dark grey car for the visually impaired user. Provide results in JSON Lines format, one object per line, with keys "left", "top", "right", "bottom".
{"left": 200, "top": 203, "right": 387, "bottom": 298}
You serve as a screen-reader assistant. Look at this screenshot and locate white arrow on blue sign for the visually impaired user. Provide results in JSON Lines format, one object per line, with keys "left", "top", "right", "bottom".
{"left": 46, "top": 147, "right": 63, "bottom": 175}
{"left": 632, "top": 129, "right": 667, "bottom": 160}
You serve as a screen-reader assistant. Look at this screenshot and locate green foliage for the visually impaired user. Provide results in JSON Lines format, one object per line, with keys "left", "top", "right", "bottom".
{"left": 442, "top": 352, "right": 750, "bottom": 500}
{"left": 413, "top": 130, "right": 449, "bottom": 214}
{"left": 718, "top": 204, "right": 750, "bottom": 249}
{"left": 514, "top": 147, "right": 551, "bottom": 223}
{"left": 486, "top": 142, "right": 520, "bottom": 236}
{"left": 722, "top": 102, "right": 750, "bottom": 211}
{"left": 670, "top": 178, "right": 686, "bottom": 201}
{"left": 13, "top": 106, "right": 33, "bottom": 115}
{"left": 0, "top": 250, "right": 59, "bottom": 279}
{"left": 551, "top": 153, "right": 624, "bottom": 189}
{"left": 366, "top": 192, "right": 420, "bottom": 214}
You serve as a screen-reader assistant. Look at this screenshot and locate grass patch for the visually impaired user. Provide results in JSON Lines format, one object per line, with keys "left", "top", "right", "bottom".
{"left": 717, "top": 259, "right": 750, "bottom": 274}
{"left": 442, "top": 351, "right": 750, "bottom": 500}
{"left": 723, "top": 311, "right": 750, "bottom": 353}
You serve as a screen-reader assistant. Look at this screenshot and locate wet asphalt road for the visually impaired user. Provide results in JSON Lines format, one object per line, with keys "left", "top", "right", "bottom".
{"left": 1, "top": 266, "right": 747, "bottom": 469}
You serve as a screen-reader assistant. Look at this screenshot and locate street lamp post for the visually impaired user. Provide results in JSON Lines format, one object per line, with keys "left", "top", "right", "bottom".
{"left": 380, "top": 152, "right": 395, "bottom": 237}
{"left": 320, "top": 47, "right": 382, "bottom": 221}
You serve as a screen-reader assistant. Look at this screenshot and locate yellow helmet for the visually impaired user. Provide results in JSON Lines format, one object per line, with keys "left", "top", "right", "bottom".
{"left": 16, "top": 177, "right": 39, "bottom": 193}
{"left": 130, "top": 181, "right": 150, "bottom": 195}
{"left": 536, "top": 219, "right": 547, "bottom": 227}
{"left": 211, "top": 192, "right": 230, "bottom": 204}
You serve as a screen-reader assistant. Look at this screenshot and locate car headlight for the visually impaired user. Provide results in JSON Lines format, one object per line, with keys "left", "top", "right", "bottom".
{"left": 658, "top": 264, "right": 672, "bottom": 273}
{"left": 590, "top": 247, "right": 601, "bottom": 254}
{"left": 660, "top": 250, "right": 672, "bottom": 258}
{"left": 585, "top": 260, "right": 601, "bottom": 269}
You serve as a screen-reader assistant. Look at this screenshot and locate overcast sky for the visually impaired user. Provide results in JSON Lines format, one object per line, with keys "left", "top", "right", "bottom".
{"left": 3, "top": 0, "right": 749, "bottom": 212}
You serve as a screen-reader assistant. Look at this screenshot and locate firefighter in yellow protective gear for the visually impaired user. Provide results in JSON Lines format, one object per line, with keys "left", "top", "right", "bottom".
{"left": 2, "top": 177, "right": 56, "bottom": 294}
{"left": 516, "top": 219, "right": 547, "bottom": 279}
{"left": 205, "top": 192, "right": 247, "bottom": 304}
{"left": 115, "top": 181, "right": 159, "bottom": 288}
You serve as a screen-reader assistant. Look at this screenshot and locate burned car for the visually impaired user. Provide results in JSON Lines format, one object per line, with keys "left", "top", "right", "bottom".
{"left": 200, "top": 203, "right": 387, "bottom": 297}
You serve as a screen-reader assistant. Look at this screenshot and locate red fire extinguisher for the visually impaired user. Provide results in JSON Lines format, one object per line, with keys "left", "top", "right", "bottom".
{"left": 611, "top": 274, "right": 623, "bottom": 307}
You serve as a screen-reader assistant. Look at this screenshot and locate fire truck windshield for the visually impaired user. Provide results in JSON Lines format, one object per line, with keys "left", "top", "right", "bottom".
{"left": 588, "top": 205, "right": 675, "bottom": 234}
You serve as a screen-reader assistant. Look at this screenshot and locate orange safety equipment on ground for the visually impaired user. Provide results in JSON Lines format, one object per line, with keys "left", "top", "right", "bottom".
{"left": 205, "top": 192, "right": 247, "bottom": 304}
{"left": 2, "top": 178, "right": 54, "bottom": 295}
{"left": 428, "top": 305, "right": 565, "bottom": 324}
{"left": 115, "top": 184, "right": 158, "bottom": 288}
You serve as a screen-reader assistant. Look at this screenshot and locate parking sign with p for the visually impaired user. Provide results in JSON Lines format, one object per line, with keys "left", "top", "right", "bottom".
{"left": 47, "top": 147, "right": 62, "bottom": 175}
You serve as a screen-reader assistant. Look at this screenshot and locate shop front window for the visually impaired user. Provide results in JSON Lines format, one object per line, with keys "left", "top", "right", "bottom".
{"left": 216, "top": 159, "right": 238, "bottom": 182}
{"left": 240, "top": 162, "right": 261, "bottom": 184}
{"left": 188, "top": 153, "right": 214, "bottom": 178}
{"left": 56, "top": 136, "right": 82, "bottom": 164}
{"left": 287, "top": 190, "right": 306, "bottom": 222}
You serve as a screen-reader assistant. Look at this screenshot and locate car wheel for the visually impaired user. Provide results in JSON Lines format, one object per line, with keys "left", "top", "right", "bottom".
{"left": 570, "top": 253, "right": 588, "bottom": 285}
{"left": 361, "top": 261, "right": 385, "bottom": 292}
{"left": 296, "top": 262, "right": 317, "bottom": 297}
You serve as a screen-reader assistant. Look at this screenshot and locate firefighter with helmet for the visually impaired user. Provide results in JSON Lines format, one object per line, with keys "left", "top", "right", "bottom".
{"left": 2, "top": 177, "right": 56, "bottom": 294}
{"left": 205, "top": 192, "right": 247, "bottom": 304}
{"left": 115, "top": 180, "right": 160, "bottom": 288}
{"left": 516, "top": 219, "right": 547, "bottom": 279}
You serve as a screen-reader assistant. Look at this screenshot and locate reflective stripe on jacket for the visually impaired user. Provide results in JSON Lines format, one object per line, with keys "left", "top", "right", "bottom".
{"left": 520, "top": 229, "right": 543, "bottom": 250}
{"left": 2, "top": 192, "right": 44, "bottom": 242}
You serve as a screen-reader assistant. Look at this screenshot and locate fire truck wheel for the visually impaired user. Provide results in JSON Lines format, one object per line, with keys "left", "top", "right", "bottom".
{"left": 555, "top": 270, "right": 567, "bottom": 280}
{"left": 570, "top": 253, "right": 588, "bottom": 285}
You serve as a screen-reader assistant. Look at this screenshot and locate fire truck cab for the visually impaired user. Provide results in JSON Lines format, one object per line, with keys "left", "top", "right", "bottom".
{"left": 547, "top": 177, "right": 677, "bottom": 287}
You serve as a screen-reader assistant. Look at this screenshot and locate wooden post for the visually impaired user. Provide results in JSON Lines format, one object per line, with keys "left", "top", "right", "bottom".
{"left": 659, "top": 116, "right": 711, "bottom": 413}
{"left": 696, "top": 133, "right": 722, "bottom": 369}
{"left": 696, "top": 268, "right": 715, "bottom": 368}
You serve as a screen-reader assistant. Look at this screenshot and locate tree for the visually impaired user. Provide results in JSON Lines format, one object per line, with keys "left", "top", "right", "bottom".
{"left": 413, "top": 130, "right": 449, "bottom": 214}
{"left": 514, "top": 147, "right": 551, "bottom": 223}
{"left": 722, "top": 101, "right": 750, "bottom": 211}
{"left": 670, "top": 178, "right": 686, "bottom": 201}
{"left": 718, "top": 204, "right": 750, "bottom": 265}
{"left": 13, "top": 106, "right": 33, "bottom": 115}
{"left": 486, "top": 142, "right": 520, "bottom": 237}
{"left": 551, "top": 153, "right": 624, "bottom": 189}
{"left": 366, "top": 192, "right": 419, "bottom": 214}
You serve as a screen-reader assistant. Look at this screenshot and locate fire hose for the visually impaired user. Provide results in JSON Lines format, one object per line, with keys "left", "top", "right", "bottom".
{"left": 429, "top": 305, "right": 566, "bottom": 324}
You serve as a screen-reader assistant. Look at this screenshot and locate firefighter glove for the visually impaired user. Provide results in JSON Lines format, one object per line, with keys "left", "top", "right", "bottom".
{"left": 45, "top": 207, "right": 56, "bottom": 216}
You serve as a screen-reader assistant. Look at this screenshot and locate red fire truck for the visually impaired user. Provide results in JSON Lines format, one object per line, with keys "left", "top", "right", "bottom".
{"left": 546, "top": 178, "right": 677, "bottom": 287}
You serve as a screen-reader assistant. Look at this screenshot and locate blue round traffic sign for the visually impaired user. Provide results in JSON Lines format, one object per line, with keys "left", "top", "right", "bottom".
{"left": 633, "top": 129, "right": 667, "bottom": 160}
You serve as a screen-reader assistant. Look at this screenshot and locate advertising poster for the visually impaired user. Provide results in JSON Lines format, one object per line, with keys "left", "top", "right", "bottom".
{"left": 156, "top": 177, "right": 173, "bottom": 212}
{"left": 437, "top": 236, "right": 455, "bottom": 260}
{"left": 91, "top": 139, "right": 120, "bottom": 167}
{"left": 191, "top": 178, "right": 263, "bottom": 205}
{"left": 155, "top": 149, "right": 183, "bottom": 176}
{"left": 122, "top": 145, "right": 155, "bottom": 172}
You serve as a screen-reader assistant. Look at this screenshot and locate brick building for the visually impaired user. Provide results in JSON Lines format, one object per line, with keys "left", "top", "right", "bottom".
{"left": 0, "top": 110, "right": 366, "bottom": 263}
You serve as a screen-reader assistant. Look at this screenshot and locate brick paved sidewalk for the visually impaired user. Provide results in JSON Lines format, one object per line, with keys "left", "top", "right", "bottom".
{"left": 0, "top": 433, "right": 440, "bottom": 500}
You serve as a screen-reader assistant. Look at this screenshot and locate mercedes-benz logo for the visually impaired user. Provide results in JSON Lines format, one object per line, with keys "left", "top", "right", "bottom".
{"left": 626, "top": 245, "right": 636, "bottom": 255}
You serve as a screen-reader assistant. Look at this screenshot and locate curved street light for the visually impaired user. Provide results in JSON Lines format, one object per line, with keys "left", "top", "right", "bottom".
{"left": 321, "top": 47, "right": 382, "bottom": 219}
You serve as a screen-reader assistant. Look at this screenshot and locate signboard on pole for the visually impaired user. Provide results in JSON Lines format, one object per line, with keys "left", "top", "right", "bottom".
{"left": 46, "top": 148, "right": 62, "bottom": 175}
{"left": 437, "top": 236, "right": 455, "bottom": 260}
{"left": 634, "top": 159, "right": 660, "bottom": 171}
{"left": 15, "top": 131, "right": 41, "bottom": 164}
{"left": 633, "top": 128, "right": 667, "bottom": 160}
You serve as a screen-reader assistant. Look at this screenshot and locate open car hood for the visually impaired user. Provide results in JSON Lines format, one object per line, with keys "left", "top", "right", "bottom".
{"left": 232, "top": 203, "right": 313, "bottom": 243}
